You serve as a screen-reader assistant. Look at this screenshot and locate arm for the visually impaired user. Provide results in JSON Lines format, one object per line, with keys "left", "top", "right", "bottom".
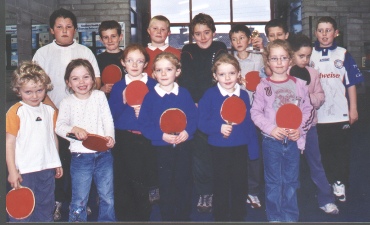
{"left": 95, "top": 77, "right": 102, "bottom": 90}
{"left": 99, "top": 92, "right": 115, "bottom": 142}
{"left": 347, "top": 85, "right": 358, "bottom": 125}
{"left": 198, "top": 91, "right": 223, "bottom": 135}
{"left": 308, "top": 68, "right": 325, "bottom": 109}
{"left": 6, "top": 133, "right": 22, "bottom": 189}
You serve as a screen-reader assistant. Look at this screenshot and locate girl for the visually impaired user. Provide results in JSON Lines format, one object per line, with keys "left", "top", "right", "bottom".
{"left": 108, "top": 43, "right": 158, "bottom": 221}
{"left": 55, "top": 58, "right": 115, "bottom": 222}
{"left": 197, "top": 53, "right": 259, "bottom": 221}
{"left": 250, "top": 39, "right": 314, "bottom": 222}
{"left": 138, "top": 52, "right": 197, "bottom": 221}
{"left": 288, "top": 34, "right": 338, "bottom": 214}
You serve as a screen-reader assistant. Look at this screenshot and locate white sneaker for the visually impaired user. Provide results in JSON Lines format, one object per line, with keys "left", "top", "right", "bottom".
{"left": 197, "top": 194, "right": 212, "bottom": 213}
{"left": 332, "top": 181, "right": 346, "bottom": 202}
{"left": 320, "top": 203, "right": 339, "bottom": 214}
{"left": 247, "top": 194, "right": 261, "bottom": 208}
{"left": 53, "top": 201, "right": 62, "bottom": 221}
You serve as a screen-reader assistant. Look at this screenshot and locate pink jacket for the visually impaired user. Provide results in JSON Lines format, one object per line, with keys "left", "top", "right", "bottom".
{"left": 251, "top": 76, "right": 315, "bottom": 150}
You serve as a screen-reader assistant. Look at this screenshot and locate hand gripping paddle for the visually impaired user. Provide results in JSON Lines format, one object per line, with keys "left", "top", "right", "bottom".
{"left": 220, "top": 95, "right": 247, "bottom": 138}
{"left": 102, "top": 64, "right": 122, "bottom": 84}
{"left": 67, "top": 133, "right": 110, "bottom": 152}
{"left": 6, "top": 185, "right": 35, "bottom": 219}
{"left": 125, "top": 80, "right": 149, "bottom": 107}
{"left": 244, "top": 71, "right": 261, "bottom": 92}
{"left": 275, "top": 103, "right": 302, "bottom": 145}
{"left": 160, "top": 108, "right": 187, "bottom": 147}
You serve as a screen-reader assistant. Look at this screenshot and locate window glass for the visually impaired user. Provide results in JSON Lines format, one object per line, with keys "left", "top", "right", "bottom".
{"left": 192, "top": 0, "right": 230, "bottom": 22}
{"left": 233, "top": 0, "right": 270, "bottom": 22}
{"left": 151, "top": 0, "right": 189, "bottom": 23}
{"left": 168, "top": 26, "right": 190, "bottom": 49}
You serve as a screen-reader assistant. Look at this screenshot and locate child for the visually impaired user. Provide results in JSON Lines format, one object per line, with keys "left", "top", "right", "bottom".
{"left": 229, "top": 24, "right": 264, "bottom": 209}
{"left": 6, "top": 61, "right": 63, "bottom": 222}
{"left": 97, "top": 20, "right": 125, "bottom": 95}
{"left": 251, "top": 39, "right": 314, "bottom": 222}
{"left": 289, "top": 33, "right": 339, "bottom": 214}
{"left": 198, "top": 53, "right": 259, "bottom": 221}
{"left": 178, "top": 13, "right": 228, "bottom": 212}
{"left": 32, "top": 8, "right": 101, "bottom": 219}
{"left": 138, "top": 52, "right": 197, "bottom": 221}
{"left": 310, "top": 16, "right": 364, "bottom": 202}
{"left": 55, "top": 59, "right": 115, "bottom": 222}
{"left": 108, "top": 43, "right": 157, "bottom": 221}
{"left": 144, "top": 15, "right": 181, "bottom": 77}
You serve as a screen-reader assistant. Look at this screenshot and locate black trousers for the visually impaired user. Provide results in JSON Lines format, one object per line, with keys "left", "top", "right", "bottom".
{"left": 211, "top": 144, "right": 249, "bottom": 221}
{"left": 317, "top": 122, "right": 351, "bottom": 186}
{"left": 112, "top": 130, "right": 157, "bottom": 221}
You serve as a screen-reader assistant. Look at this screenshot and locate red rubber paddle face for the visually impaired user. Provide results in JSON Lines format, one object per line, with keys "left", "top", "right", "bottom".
{"left": 244, "top": 71, "right": 261, "bottom": 92}
{"left": 276, "top": 103, "right": 302, "bottom": 129}
{"left": 160, "top": 108, "right": 187, "bottom": 134}
{"left": 82, "top": 134, "right": 109, "bottom": 152}
{"left": 125, "top": 80, "right": 149, "bottom": 106}
{"left": 6, "top": 187, "right": 35, "bottom": 219}
{"left": 102, "top": 64, "right": 122, "bottom": 84}
{"left": 220, "top": 95, "right": 247, "bottom": 124}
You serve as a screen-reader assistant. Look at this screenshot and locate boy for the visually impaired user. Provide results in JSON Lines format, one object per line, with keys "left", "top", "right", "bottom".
{"left": 178, "top": 13, "right": 228, "bottom": 213}
{"left": 6, "top": 61, "right": 63, "bottom": 222}
{"left": 310, "top": 16, "right": 364, "bottom": 202}
{"left": 144, "top": 15, "right": 181, "bottom": 77}
{"left": 97, "top": 20, "right": 125, "bottom": 95}
{"left": 229, "top": 24, "right": 264, "bottom": 209}
{"left": 32, "top": 8, "right": 100, "bottom": 220}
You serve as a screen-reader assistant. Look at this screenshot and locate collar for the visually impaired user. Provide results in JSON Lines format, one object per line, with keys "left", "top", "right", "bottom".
{"left": 217, "top": 83, "right": 241, "bottom": 97}
{"left": 125, "top": 73, "right": 148, "bottom": 85}
{"left": 314, "top": 40, "right": 337, "bottom": 56}
{"left": 147, "top": 43, "right": 169, "bottom": 51}
{"left": 155, "top": 82, "right": 179, "bottom": 97}
{"left": 53, "top": 39, "right": 76, "bottom": 47}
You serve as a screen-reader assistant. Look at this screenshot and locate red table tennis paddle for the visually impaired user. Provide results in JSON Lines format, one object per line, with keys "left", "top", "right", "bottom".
{"left": 125, "top": 80, "right": 149, "bottom": 106}
{"left": 67, "top": 133, "right": 110, "bottom": 152}
{"left": 276, "top": 103, "right": 302, "bottom": 145}
{"left": 6, "top": 186, "right": 35, "bottom": 219}
{"left": 244, "top": 71, "right": 261, "bottom": 92}
{"left": 102, "top": 64, "right": 122, "bottom": 84}
{"left": 160, "top": 108, "right": 187, "bottom": 147}
{"left": 220, "top": 95, "right": 247, "bottom": 138}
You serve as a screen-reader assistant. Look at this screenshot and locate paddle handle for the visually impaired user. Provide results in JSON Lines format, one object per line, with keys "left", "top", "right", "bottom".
{"left": 67, "top": 133, "right": 79, "bottom": 141}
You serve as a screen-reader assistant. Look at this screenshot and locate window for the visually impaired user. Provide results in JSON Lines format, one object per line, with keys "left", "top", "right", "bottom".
{"left": 151, "top": 0, "right": 272, "bottom": 49}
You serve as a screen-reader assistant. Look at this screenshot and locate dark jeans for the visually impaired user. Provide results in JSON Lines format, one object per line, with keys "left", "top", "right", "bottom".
{"left": 112, "top": 130, "right": 156, "bottom": 221}
{"left": 211, "top": 145, "right": 249, "bottom": 221}
{"left": 192, "top": 130, "right": 213, "bottom": 195}
{"left": 156, "top": 141, "right": 193, "bottom": 221}
{"left": 317, "top": 122, "right": 351, "bottom": 186}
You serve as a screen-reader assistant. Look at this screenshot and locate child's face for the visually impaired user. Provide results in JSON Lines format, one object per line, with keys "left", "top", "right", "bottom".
{"left": 267, "top": 27, "right": 289, "bottom": 42}
{"left": 292, "top": 46, "right": 312, "bottom": 68}
{"left": 193, "top": 24, "right": 215, "bottom": 49}
{"left": 315, "top": 22, "right": 338, "bottom": 48}
{"left": 230, "top": 31, "right": 250, "bottom": 53}
{"left": 153, "top": 58, "right": 181, "bottom": 91}
{"left": 121, "top": 49, "right": 147, "bottom": 80}
{"left": 67, "top": 66, "right": 94, "bottom": 99}
{"left": 213, "top": 63, "right": 240, "bottom": 93}
{"left": 50, "top": 17, "right": 76, "bottom": 46}
{"left": 100, "top": 29, "right": 123, "bottom": 53}
{"left": 267, "top": 46, "right": 291, "bottom": 76}
{"left": 147, "top": 20, "right": 170, "bottom": 46}
{"left": 19, "top": 81, "right": 46, "bottom": 107}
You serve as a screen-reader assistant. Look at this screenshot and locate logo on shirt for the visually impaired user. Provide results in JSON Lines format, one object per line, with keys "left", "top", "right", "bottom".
{"left": 264, "top": 87, "right": 272, "bottom": 96}
{"left": 319, "top": 73, "right": 340, "bottom": 78}
{"left": 36, "top": 117, "right": 42, "bottom": 121}
{"left": 334, "top": 59, "right": 344, "bottom": 69}
{"left": 320, "top": 58, "right": 330, "bottom": 62}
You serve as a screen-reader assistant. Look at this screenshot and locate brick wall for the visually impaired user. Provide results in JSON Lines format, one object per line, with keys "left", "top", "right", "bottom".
{"left": 301, "top": 0, "right": 370, "bottom": 67}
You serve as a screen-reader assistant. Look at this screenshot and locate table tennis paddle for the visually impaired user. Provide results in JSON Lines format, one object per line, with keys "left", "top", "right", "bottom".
{"left": 67, "top": 133, "right": 110, "bottom": 152}
{"left": 275, "top": 103, "right": 302, "bottom": 145}
{"left": 160, "top": 108, "right": 187, "bottom": 147}
{"left": 6, "top": 186, "right": 35, "bottom": 220}
{"left": 244, "top": 71, "right": 261, "bottom": 91}
{"left": 102, "top": 64, "right": 122, "bottom": 84}
{"left": 220, "top": 95, "right": 247, "bottom": 138}
{"left": 125, "top": 80, "right": 149, "bottom": 107}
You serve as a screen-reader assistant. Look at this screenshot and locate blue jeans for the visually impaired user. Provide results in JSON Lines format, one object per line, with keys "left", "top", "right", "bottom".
{"left": 262, "top": 136, "right": 300, "bottom": 222}
{"left": 303, "top": 126, "right": 335, "bottom": 207}
{"left": 69, "top": 150, "right": 115, "bottom": 222}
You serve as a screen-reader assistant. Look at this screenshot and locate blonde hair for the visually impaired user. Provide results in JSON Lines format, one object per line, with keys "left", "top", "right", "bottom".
{"left": 11, "top": 61, "right": 53, "bottom": 96}
{"left": 211, "top": 53, "right": 243, "bottom": 85}
{"left": 263, "top": 39, "right": 293, "bottom": 66}
{"left": 148, "top": 15, "right": 170, "bottom": 31}
{"left": 152, "top": 52, "right": 181, "bottom": 70}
